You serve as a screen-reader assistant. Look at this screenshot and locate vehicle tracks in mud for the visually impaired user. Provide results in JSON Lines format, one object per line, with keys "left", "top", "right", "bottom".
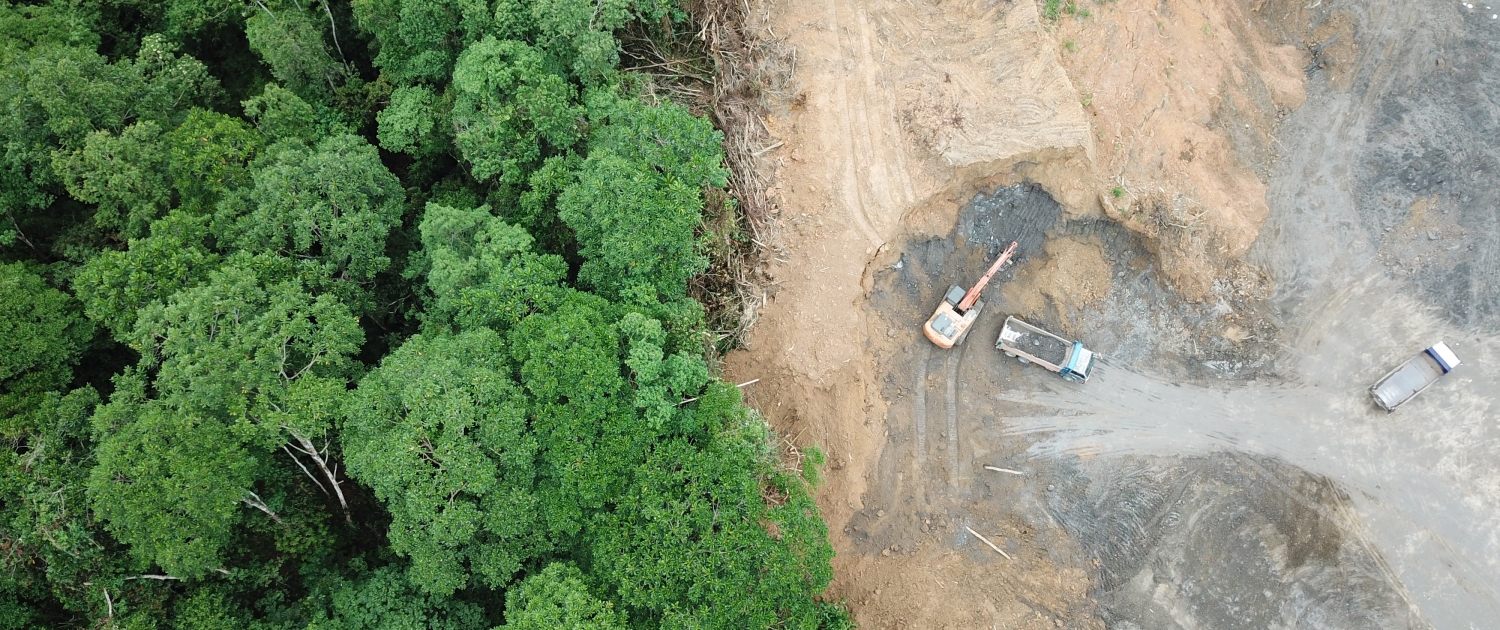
{"left": 945, "top": 347, "right": 961, "bottom": 488}
{"left": 865, "top": 174, "right": 1500, "bottom": 628}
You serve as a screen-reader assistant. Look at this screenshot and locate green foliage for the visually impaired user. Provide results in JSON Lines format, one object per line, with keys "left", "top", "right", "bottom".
{"left": 171, "top": 587, "right": 249, "bottom": 630}
{"left": 88, "top": 394, "right": 258, "bottom": 579}
{"left": 244, "top": 1, "right": 348, "bottom": 101}
{"left": 0, "top": 32, "right": 216, "bottom": 219}
{"left": 1, "top": 1, "right": 844, "bottom": 627}
{"left": 619, "top": 311, "right": 709, "bottom": 430}
{"left": 52, "top": 121, "right": 172, "bottom": 237}
{"left": 128, "top": 261, "right": 363, "bottom": 431}
{"left": 217, "top": 134, "right": 406, "bottom": 291}
{"left": 528, "top": 0, "right": 631, "bottom": 84}
{"left": 450, "top": 36, "right": 583, "bottom": 184}
{"left": 343, "top": 330, "right": 547, "bottom": 596}
{"left": 164, "top": 109, "right": 266, "bottom": 214}
{"left": 305, "top": 565, "right": 487, "bottom": 630}
{"left": 352, "top": 0, "right": 495, "bottom": 83}
{"left": 800, "top": 444, "right": 827, "bottom": 488}
{"left": 815, "top": 601, "right": 857, "bottom": 630}
{"left": 502, "top": 563, "right": 625, "bottom": 630}
{"left": 0, "top": 262, "right": 94, "bottom": 397}
{"left": 376, "top": 85, "right": 441, "bottom": 155}
{"left": 558, "top": 97, "right": 727, "bottom": 301}
{"left": 0, "top": 3, "right": 99, "bottom": 54}
{"left": 73, "top": 211, "right": 221, "bottom": 340}
{"left": 589, "top": 429, "right": 833, "bottom": 628}
{"left": 242, "top": 83, "right": 331, "bottom": 143}
{"left": 12, "top": 34, "right": 215, "bottom": 146}
{"left": 1043, "top": 0, "right": 1064, "bottom": 20}
{"left": 0, "top": 387, "right": 106, "bottom": 607}
{"left": 507, "top": 290, "right": 633, "bottom": 529}
{"left": 417, "top": 202, "right": 567, "bottom": 332}
{"left": 89, "top": 260, "right": 363, "bottom": 578}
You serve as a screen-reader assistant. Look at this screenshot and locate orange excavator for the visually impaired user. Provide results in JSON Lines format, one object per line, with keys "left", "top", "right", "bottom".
{"left": 922, "top": 241, "right": 1018, "bottom": 348}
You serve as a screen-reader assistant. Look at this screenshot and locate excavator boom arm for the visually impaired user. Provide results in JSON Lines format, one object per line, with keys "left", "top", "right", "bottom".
{"left": 956, "top": 241, "right": 1018, "bottom": 311}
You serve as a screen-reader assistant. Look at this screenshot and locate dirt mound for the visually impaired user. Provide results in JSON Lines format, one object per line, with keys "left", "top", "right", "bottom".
{"left": 1002, "top": 236, "right": 1113, "bottom": 333}
{"left": 1037, "top": 0, "right": 1312, "bottom": 301}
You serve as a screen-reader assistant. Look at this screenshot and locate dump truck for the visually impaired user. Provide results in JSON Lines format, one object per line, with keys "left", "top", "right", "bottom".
{"left": 996, "top": 316, "right": 1096, "bottom": 383}
{"left": 1370, "top": 341, "right": 1460, "bottom": 412}
{"left": 922, "top": 241, "right": 1019, "bottom": 349}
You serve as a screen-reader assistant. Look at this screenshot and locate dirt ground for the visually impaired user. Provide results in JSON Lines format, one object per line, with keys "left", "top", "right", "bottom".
{"left": 724, "top": 0, "right": 1500, "bottom": 628}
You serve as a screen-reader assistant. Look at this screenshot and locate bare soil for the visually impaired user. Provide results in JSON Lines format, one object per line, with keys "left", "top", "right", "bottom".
{"left": 724, "top": 0, "right": 1500, "bottom": 627}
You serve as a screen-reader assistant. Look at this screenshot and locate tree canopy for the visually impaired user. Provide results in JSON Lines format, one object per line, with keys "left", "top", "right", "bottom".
{"left": 0, "top": 1, "right": 847, "bottom": 628}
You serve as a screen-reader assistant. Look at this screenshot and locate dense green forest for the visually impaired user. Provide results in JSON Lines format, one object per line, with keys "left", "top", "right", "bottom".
{"left": 0, "top": 1, "right": 847, "bottom": 627}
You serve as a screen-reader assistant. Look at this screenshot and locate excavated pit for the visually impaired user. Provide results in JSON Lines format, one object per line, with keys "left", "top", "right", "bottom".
{"left": 860, "top": 184, "right": 1437, "bottom": 629}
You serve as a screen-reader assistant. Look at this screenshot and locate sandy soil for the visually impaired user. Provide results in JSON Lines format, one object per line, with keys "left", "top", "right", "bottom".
{"left": 1040, "top": 0, "right": 1310, "bottom": 301}
{"left": 723, "top": 0, "right": 1500, "bottom": 626}
{"left": 1000, "top": 235, "right": 1113, "bottom": 334}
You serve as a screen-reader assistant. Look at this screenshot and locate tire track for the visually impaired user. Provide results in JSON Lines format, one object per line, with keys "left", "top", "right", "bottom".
{"left": 913, "top": 343, "right": 930, "bottom": 470}
{"left": 821, "top": 0, "right": 887, "bottom": 247}
{"left": 945, "top": 346, "right": 961, "bottom": 488}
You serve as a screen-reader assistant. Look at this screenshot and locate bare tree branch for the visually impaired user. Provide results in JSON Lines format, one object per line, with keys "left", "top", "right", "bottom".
{"left": 283, "top": 425, "right": 351, "bottom": 523}
{"left": 282, "top": 443, "right": 330, "bottom": 496}
{"left": 4, "top": 213, "right": 42, "bottom": 257}
{"left": 322, "top": 1, "right": 348, "bottom": 66}
{"left": 242, "top": 490, "right": 285, "bottom": 525}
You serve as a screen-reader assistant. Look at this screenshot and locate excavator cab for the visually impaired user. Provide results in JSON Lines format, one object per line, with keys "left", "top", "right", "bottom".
{"left": 943, "top": 284, "right": 967, "bottom": 306}
{"left": 923, "top": 292, "right": 985, "bottom": 348}
{"left": 922, "top": 242, "right": 1018, "bottom": 349}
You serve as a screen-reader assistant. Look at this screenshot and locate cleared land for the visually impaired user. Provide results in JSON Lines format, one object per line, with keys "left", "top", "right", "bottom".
{"left": 727, "top": 0, "right": 1500, "bottom": 627}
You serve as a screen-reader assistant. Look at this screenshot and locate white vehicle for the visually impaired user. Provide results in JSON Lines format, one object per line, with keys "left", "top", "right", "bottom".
{"left": 996, "top": 316, "right": 1096, "bottom": 383}
{"left": 1370, "top": 342, "right": 1460, "bottom": 412}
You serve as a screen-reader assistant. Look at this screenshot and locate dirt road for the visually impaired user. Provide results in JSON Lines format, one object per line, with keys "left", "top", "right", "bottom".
{"left": 726, "top": 0, "right": 1500, "bottom": 627}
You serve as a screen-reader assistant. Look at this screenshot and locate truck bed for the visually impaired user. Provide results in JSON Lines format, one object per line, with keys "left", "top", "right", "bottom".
{"left": 1371, "top": 353, "right": 1445, "bottom": 410}
{"left": 998, "top": 320, "right": 1070, "bottom": 367}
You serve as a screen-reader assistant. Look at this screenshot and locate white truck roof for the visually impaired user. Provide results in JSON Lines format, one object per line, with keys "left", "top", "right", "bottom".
{"left": 1430, "top": 341, "right": 1460, "bottom": 372}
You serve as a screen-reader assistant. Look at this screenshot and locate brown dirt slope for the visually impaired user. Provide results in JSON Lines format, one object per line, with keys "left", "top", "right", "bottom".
{"left": 1040, "top": 0, "right": 1309, "bottom": 301}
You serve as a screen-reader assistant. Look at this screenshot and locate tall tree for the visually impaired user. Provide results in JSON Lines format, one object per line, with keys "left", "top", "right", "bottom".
{"left": 558, "top": 97, "right": 728, "bottom": 301}
{"left": 501, "top": 563, "right": 625, "bottom": 630}
{"left": 72, "top": 210, "right": 220, "bottom": 341}
{"left": 88, "top": 261, "right": 363, "bottom": 577}
{"left": 0, "top": 33, "right": 216, "bottom": 244}
{"left": 352, "top": 0, "right": 494, "bottom": 84}
{"left": 303, "top": 564, "right": 486, "bottom": 630}
{"left": 449, "top": 36, "right": 582, "bottom": 185}
{"left": 164, "top": 108, "right": 265, "bottom": 215}
{"left": 416, "top": 202, "right": 567, "bottom": 332}
{"left": 216, "top": 133, "right": 407, "bottom": 308}
{"left": 243, "top": 0, "right": 348, "bottom": 101}
{"left": 0, "top": 262, "right": 94, "bottom": 404}
{"left": 343, "top": 330, "right": 547, "bottom": 596}
{"left": 52, "top": 121, "right": 172, "bottom": 238}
